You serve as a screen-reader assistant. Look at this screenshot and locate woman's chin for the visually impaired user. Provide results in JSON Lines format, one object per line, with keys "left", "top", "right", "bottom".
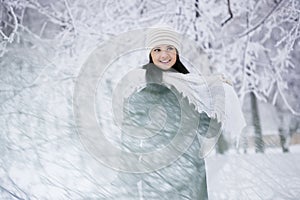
{"left": 156, "top": 64, "right": 173, "bottom": 71}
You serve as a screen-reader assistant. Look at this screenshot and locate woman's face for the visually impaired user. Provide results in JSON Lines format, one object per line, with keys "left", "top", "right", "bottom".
{"left": 150, "top": 44, "right": 177, "bottom": 70}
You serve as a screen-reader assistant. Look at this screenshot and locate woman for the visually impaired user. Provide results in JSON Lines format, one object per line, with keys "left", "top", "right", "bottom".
{"left": 107, "top": 27, "right": 228, "bottom": 200}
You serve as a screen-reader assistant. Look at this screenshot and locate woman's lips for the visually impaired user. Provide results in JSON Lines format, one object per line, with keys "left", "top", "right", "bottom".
{"left": 160, "top": 59, "right": 171, "bottom": 64}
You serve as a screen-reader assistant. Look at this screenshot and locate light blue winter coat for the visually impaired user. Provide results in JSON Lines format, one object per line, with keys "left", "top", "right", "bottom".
{"left": 108, "top": 64, "right": 221, "bottom": 200}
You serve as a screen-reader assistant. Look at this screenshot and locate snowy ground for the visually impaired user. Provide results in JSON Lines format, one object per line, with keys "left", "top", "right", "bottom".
{"left": 206, "top": 145, "right": 300, "bottom": 200}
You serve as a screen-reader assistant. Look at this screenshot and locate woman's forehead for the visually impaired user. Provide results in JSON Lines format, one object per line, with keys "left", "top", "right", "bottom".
{"left": 152, "top": 44, "right": 175, "bottom": 48}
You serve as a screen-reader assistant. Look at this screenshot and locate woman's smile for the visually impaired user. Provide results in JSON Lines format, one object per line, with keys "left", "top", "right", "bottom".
{"left": 160, "top": 59, "right": 171, "bottom": 64}
{"left": 150, "top": 44, "right": 177, "bottom": 70}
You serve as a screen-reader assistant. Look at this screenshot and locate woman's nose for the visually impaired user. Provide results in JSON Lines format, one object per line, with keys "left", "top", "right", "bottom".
{"left": 160, "top": 50, "right": 168, "bottom": 58}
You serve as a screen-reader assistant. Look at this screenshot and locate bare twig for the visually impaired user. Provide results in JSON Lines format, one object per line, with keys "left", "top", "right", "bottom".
{"left": 195, "top": 0, "right": 200, "bottom": 18}
{"left": 221, "top": 0, "right": 233, "bottom": 26}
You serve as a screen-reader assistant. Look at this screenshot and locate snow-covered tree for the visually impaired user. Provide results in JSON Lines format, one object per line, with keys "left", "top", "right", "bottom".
{"left": 1, "top": 0, "right": 299, "bottom": 114}
{"left": 1, "top": 0, "right": 300, "bottom": 199}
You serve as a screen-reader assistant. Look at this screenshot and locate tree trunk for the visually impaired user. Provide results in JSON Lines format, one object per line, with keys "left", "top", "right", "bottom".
{"left": 250, "top": 92, "right": 265, "bottom": 153}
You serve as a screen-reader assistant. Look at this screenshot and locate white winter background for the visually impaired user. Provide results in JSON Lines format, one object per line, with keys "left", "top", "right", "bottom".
{"left": 0, "top": 0, "right": 300, "bottom": 199}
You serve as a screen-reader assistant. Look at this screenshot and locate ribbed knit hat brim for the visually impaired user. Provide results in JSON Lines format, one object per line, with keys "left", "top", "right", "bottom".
{"left": 146, "top": 27, "right": 181, "bottom": 53}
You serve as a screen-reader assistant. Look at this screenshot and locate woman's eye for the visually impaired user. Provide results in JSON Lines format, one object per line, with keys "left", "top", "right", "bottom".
{"left": 153, "top": 49, "right": 161, "bottom": 52}
{"left": 167, "top": 47, "right": 175, "bottom": 51}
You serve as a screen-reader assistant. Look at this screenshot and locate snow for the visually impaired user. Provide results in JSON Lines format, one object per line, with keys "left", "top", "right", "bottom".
{"left": 1, "top": 0, "right": 300, "bottom": 199}
{"left": 206, "top": 147, "right": 300, "bottom": 200}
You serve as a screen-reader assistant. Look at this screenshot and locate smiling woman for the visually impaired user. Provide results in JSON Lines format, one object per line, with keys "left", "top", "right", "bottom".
{"left": 74, "top": 26, "right": 245, "bottom": 199}
{"left": 150, "top": 45, "right": 177, "bottom": 70}
{"left": 109, "top": 26, "right": 217, "bottom": 199}
{"left": 146, "top": 27, "right": 189, "bottom": 74}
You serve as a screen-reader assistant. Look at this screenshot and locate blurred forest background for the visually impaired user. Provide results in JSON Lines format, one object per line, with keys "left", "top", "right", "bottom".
{"left": 1, "top": 0, "right": 300, "bottom": 199}
{"left": 1, "top": 0, "right": 299, "bottom": 153}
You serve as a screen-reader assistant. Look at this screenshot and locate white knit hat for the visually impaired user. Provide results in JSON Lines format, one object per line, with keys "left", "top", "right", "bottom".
{"left": 145, "top": 27, "right": 181, "bottom": 53}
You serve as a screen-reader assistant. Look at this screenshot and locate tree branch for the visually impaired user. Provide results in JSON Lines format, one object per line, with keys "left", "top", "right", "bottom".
{"left": 221, "top": 0, "right": 233, "bottom": 26}
{"left": 238, "top": 0, "right": 284, "bottom": 38}
{"left": 195, "top": 0, "right": 200, "bottom": 18}
{"left": 0, "top": 5, "right": 18, "bottom": 43}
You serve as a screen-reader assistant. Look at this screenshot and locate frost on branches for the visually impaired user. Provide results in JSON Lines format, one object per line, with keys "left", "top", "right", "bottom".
{"left": 1, "top": 0, "right": 299, "bottom": 115}
{"left": 0, "top": 0, "right": 300, "bottom": 199}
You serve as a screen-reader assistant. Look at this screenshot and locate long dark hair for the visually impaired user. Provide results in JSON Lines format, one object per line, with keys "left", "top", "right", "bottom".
{"left": 148, "top": 52, "right": 190, "bottom": 74}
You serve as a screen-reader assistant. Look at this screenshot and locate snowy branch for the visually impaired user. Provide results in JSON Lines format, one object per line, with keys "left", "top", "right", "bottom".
{"left": 239, "top": 0, "right": 284, "bottom": 38}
